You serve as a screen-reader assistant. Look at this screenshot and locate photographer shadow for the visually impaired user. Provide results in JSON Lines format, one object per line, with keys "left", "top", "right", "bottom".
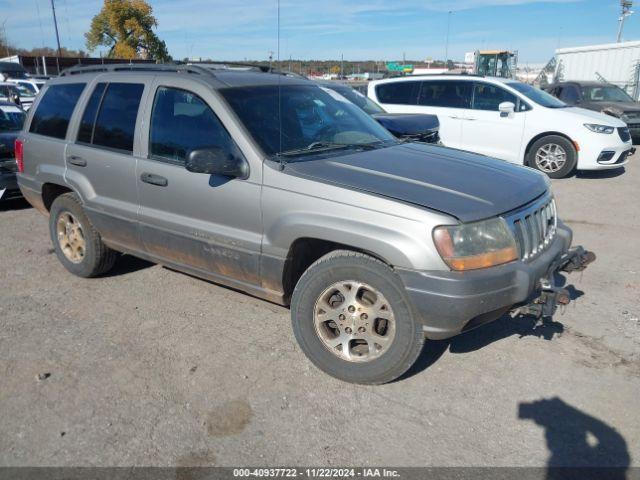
{"left": 519, "top": 397, "right": 630, "bottom": 480}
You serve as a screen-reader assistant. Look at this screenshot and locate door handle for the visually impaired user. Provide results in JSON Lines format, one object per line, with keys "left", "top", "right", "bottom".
{"left": 140, "top": 172, "right": 168, "bottom": 187}
{"left": 67, "top": 155, "right": 87, "bottom": 167}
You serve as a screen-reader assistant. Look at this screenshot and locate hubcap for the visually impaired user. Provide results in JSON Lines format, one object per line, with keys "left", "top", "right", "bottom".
{"left": 56, "top": 212, "right": 86, "bottom": 264}
{"left": 313, "top": 281, "right": 396, "bottom": 363}
{"left": 535, "top": 143, "right": 567, "bottom": 173}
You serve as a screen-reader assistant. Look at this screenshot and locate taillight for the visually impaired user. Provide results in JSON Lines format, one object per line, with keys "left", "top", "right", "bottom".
{"left": 15, "top": 139, "right": 24, "bottom": 173}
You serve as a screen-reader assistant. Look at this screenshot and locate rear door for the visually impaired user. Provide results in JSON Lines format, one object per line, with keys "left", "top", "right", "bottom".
{"left": 64, "top": 76, "right": 150, "bottom": 252}
{"left": 462, "top": 81, "right": 526, "bottom": 163}
{"left": 135, "top": 78, "right": 263, "bottom": 288}
{"left": 416, "top": 80, "right": 473, "bottom": 149}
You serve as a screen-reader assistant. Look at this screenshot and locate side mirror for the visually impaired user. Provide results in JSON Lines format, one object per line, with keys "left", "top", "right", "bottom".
{"left": 186, "top": 147, "right": 249, "bottom": 179}
{"left": 499, "top": 101, "right": 516, "bottom": 118}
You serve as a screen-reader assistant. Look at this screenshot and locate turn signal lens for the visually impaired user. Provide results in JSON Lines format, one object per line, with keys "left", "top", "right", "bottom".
{"left": 433, "top": 218, "right": 518, "bottom": 271}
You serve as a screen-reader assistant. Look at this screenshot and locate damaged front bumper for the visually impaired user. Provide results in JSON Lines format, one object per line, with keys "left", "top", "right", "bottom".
{"left": 511, "top": 246, "right": 596, "bottom": 319}
{"left": 397, "top": 221, "right": 594, "bottom": 340}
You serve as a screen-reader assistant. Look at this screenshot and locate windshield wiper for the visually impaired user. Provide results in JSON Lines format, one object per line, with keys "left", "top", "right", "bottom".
{"left": 276, "top": 142, "right": 355, "bottom": 158}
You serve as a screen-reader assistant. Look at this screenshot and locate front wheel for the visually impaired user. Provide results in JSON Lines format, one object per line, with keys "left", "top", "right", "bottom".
{"left": 291, "top": 250, "right": 424, "bottom": 384}
{"left": 526, "top": 135, "right": 577, "bottom": 178}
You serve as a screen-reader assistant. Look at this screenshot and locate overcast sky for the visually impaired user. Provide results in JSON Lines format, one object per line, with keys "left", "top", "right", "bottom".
{"left": 1, "top": 0, "right": 638, "bottom": 63}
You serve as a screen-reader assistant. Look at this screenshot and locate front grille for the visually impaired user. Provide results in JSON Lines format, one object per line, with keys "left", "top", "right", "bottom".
{"left": 618, "top": 127, "right": 631, "bottom": 142}
{"left": 504, "top": 196, "right": 557, "bottom": 262}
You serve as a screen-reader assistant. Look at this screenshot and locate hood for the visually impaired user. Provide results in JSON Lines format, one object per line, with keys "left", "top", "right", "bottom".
{"left": 284, "top": 143, "right": 548, "bottom": 223}
{"left": 0, "top": 131, "right": 18, "bottom": 158}
{"left": 371, "top": 113, "right": 439, "bottom": 136}
{"left": 558, "top": 107, "right": 628, "bottom": 127}
{"left": 581, "top": 101, "right": 640, "bottom": 116}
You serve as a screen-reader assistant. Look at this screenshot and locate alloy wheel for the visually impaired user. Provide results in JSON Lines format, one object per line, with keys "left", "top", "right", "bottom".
{"left": 313, "top": 280, "right": 396, "bottom": 362}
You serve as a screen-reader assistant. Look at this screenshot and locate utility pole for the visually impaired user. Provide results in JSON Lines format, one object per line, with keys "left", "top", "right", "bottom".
{"left": 50, "top": 0, "right": 62, "bottom": 73}
{"left": 268, "top": 51, "right": 274, "bottom": 71}
{"left": 340, "top": 53, "right": 344, "bottom": 79}
{"left": 1, "top": 19, "right": 10, "bottom": 57}
{"left": 445, "top": 10, "right": 452, "bottom": 68}
{"left": 617, "top": 1, "right": 634, "bottom": 43}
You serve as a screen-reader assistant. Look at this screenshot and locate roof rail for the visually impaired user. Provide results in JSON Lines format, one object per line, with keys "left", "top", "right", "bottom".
{"left": 188, "top": 61, "right": 308, "bottom": 79}
{"left": 59, "top": 63, "right": 216, "bottom": 78}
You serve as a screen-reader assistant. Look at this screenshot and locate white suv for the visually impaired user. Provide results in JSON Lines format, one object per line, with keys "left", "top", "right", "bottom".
{"left": 369, "top": 75, "right": 634, "bottom": 178}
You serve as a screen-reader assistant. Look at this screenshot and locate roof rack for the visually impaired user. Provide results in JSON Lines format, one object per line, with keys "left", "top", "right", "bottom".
{"left": 188, "top": 61, "right": 309, "bottom": 79}
{"left": 59, "top": 63, "right": 216, "bottom": 78}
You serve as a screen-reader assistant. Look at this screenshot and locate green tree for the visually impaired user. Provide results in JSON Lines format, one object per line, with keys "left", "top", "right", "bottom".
{"left": 85, "top": 0, "right": 170, "bottom": 62}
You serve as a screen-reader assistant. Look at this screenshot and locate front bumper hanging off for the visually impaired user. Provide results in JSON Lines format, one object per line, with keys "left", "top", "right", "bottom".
{"left": 512, "top": 246, "right": 596, "bottom": 319}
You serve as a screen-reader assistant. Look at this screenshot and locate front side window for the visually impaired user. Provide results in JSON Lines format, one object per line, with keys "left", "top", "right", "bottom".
{"left": 221, "top": 84, "right": 396, "bottom": 157}
{"left": 472, "top": 83, "right": 519, "bottom": 111}
{"left": 375, "top": 81, "right": 420, "bottom": 105}
{"left": 418, "top": 80, "right": 472, "bottom": 109}
{"left": 29, "top": 83, "right": 86, "bottom": 139}
{"left": 559, "top": 86, "right": 580, "bottom": 104}
{"left": 149, "top": 87, "right": 240, "bottom": 165}
{"left": 507, "top": 81, "right": 567, "bottom": 108}
{"left": 92, "top": 83, "right": 144, "bottom": 152}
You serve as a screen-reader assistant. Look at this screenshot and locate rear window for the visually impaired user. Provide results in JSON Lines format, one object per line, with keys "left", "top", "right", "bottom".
{"left": 29, "top": 83, "right": 86, "bottom": 139}
{"left": 85, "top": 83, "right": 144, "bottom": 152}
{"left": 418, "top": 80, "right": 472, "bottom": 109}
{"left": 375, "top": 81, "right": 420, "bottom": 105}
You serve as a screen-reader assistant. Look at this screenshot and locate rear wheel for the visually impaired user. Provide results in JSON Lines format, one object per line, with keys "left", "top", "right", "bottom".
{"left": 291, "top": 250, "right": 424, "bottom": 384}
{"left": 49, "top": 193, "right": 117, "bottom": 277}
{"left": 527, "top": 135, "right": 577, "bottom": 178}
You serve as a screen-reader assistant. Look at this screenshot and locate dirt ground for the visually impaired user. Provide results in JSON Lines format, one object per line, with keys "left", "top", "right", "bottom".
{"left": 1, "top": 155, "right": 639, "bottom": 469}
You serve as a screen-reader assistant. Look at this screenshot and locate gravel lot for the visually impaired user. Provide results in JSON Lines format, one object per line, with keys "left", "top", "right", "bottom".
{"left": 1, "top": 156, "right": 639, "bottom": 469}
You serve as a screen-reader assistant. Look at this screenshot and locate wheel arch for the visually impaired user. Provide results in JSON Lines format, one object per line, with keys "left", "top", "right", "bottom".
{"left": 524, "top": 131, "right": 577, "bottom": 166}
{"left": 281, "top": 237, "right": 394, "bottom": 303}
{"left": 41, "top": 182, "right": 74, "bottom": 212}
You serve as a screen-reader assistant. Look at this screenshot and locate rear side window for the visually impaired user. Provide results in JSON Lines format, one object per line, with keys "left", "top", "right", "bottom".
{"left": 149, "top": 86, "right": 239, "bottom": 165}
{"left": 88, "top": 83, "right": 144, "bottom": 152}
{"left": 77, "top": 83, "right": 107, "bottom": 144}
{"left": 375, "top": 81, "right": 420, "bottom": 105}
{"left": 472, "top": 83, "right": 519, "bottom": 111}
{"left": 29, "top": 83, "right": 86, "bottom": 139}
{"left": 418, "top": 80, "right": 472, "bottom": 109}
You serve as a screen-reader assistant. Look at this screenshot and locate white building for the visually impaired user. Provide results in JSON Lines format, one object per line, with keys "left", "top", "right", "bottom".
{"left": 554, "top": 41, "right": 640, "bottom": 98}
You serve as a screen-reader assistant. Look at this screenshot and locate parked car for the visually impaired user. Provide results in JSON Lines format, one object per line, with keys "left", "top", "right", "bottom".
{"left": 0, "top": 101, "right": 26, "bottom": 201}
{"left": 0, "top": 61, "right": 28, "bottom": 80}
{"left": 545, "top": 81, "right": 640, "bottom": 144}
{"left": 4, "top": 81, "right": 35, "bottom": 110}
{"left": 0, "top": 82, "right": 24, "bottom": 109}
{"left": 369, "top": 75, "right": 634, "bottom": 178}
{"left": 317, "top": 81, "right": 440, "bottom": 143}
{"left": 17, "top": 65, "right": 594, "bottom": 384}
{"left": 8, "top": 78, "right": 47, "bottom": 95}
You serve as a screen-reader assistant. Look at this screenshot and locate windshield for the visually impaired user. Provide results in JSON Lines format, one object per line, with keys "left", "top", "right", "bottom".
{"left": 0, "top": 107, "right": 26, "bottom": 131}
{"left": 581, "top": 85, "right": 634, "bottom": 103}
{"left": 325, "top": 85, "right": 386, "bottom": 115}
{"left": 16, "top": 82, "right": 37, "bottom": 95}
{"left": 507, "top": 82, "right": 568, "bottom": 108}
{"left": 221, "top": 84, "right": 396, "bottom": 157}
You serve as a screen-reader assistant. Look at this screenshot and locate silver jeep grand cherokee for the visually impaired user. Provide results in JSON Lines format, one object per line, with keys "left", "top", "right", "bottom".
{"left": 16, "top": 64, "right": 594, "bottom": 384}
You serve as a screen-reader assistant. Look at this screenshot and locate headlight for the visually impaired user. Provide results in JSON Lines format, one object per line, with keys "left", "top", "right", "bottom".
{"left": 433, "top": 217, "right": 518, "bottom": 271}
{"left": 584, "top": 124, "right": 615, "bottom": 134}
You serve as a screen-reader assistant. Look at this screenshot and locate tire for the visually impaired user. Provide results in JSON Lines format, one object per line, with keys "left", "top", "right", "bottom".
{"left": 291, "top": 250, "right": 424, "bottom": 384}
{"left": 49, "top": 192, "right": 117, "bottom": 277}
{"left": 526, "top": 135, "right": 577, "bottom": 179}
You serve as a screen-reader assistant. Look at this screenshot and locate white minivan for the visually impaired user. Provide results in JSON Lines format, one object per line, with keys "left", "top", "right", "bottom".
{"left": 369, "top": 75, "right": 634, "bottom": 177}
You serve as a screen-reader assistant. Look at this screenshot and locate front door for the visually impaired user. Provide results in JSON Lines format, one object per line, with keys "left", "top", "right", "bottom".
{"left": 462, "top": 82, "right": 526, "bottom": 163}
{"left": 136, "top": 81, "right": 263, "bottom": 289}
